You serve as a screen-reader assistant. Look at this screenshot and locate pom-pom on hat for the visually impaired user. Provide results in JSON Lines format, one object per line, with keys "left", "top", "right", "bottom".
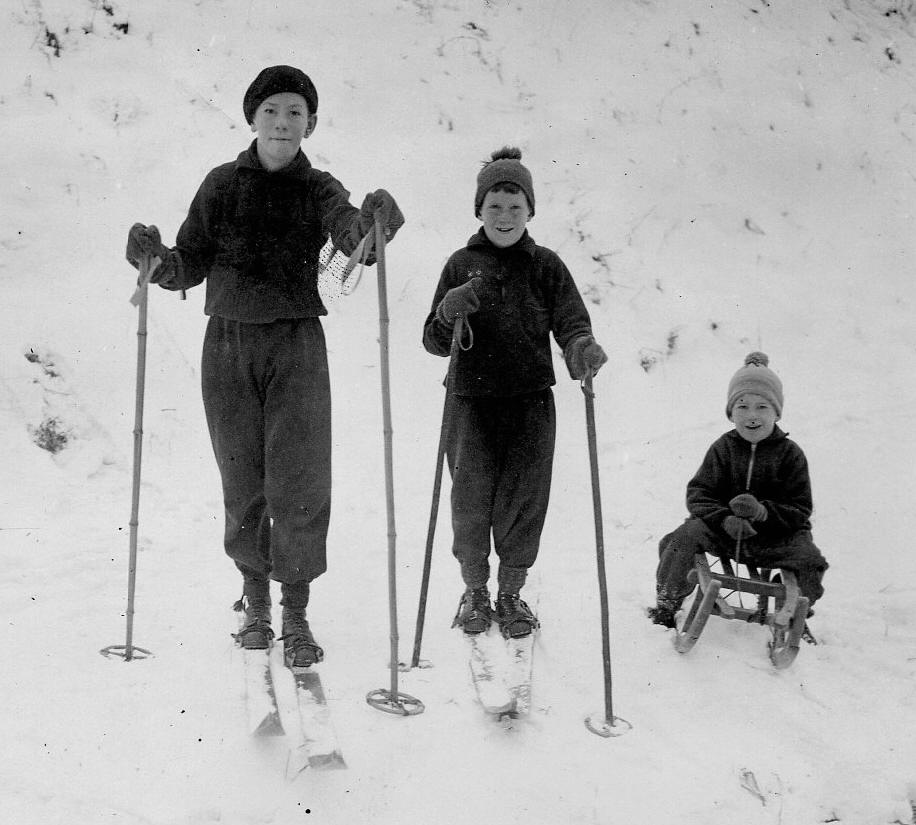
{"left": 726, "top": 352, "right": 784, "bottom": 418}
{"left": 474, "top": 146, "right": 535, "bottom": 217}
{"left": 243, "top": 65, "right": 318, "bottom": 124}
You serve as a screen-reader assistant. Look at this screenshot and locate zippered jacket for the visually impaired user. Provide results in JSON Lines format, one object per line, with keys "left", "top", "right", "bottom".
{"left": 686, "top": 427, "right": 813, "bottom": 541}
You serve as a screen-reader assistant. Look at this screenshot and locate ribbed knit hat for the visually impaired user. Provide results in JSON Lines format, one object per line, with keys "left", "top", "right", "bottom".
{"left": 474, "top": 146, "right": 535, "bottom": 217}
{"left": 243, "top": 65, "right": 318, "bottom": 124}
{"left": 726, "top": 352, "right": 784, "bottom": 418}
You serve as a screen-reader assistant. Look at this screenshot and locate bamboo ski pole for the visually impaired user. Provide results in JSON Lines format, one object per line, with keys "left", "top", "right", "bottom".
{"left": 410, "top": 314, "right": 465, "bottom": 669}
{"left": 366, "top": 220, "right": 424, "bottom": 716}
{"left": 581, "top": 370, "right": 629, "bottom": 736}
{"left": 101, "top": 253, "right": 157, "bottom": 661}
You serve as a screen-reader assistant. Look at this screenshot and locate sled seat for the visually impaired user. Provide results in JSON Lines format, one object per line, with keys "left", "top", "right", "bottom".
{"left": 673, "top": 552, "right": 809, "bottom": 669}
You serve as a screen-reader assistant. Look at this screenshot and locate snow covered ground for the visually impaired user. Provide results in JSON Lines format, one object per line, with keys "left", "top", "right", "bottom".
{"left": 2, "top": 0, "right": 916, "bottom": 822}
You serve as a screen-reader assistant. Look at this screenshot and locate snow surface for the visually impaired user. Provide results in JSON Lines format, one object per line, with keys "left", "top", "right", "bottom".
{"left": 2, "top": 0, "right": 916, "bottom": 823}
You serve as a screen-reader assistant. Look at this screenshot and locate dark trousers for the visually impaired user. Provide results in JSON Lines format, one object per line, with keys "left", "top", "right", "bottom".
{"left": 202, "top": 316, "right": 331, "bottom": 586}
{"left": 446, "top": 389, "right": 556, "bottom": 590}
{"left": 656, "top": 517, "right": 828, "bottom": 606}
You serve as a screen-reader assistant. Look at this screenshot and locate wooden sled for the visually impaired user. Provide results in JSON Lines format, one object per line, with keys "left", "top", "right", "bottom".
{"left": 673, "top": 553, "right": 810, "bottom": 669}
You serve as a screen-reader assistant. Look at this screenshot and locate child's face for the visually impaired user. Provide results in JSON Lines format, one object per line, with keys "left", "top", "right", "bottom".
{"left": 250, "top": 92, "right": 317, "bottom": 171}
{"left": 729, "top": 393, "right": 779, "bottom": 443}
{"left": 480, "top": 189, "right": 531, "bottom": 248}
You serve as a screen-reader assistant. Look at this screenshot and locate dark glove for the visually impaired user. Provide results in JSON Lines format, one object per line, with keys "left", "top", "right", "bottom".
{"left": 359, "top": 189, "right": 405, "bottom": 240}
{"left": 126, "top": 223, "right": 175, "bottom": 282}
{"left": 729, "top": 493, "right": 767, "bottom": 521}
{"left": 436, "top": 279, "right": 481, "bottom": 325}
{"left": 722, "top": 515, "right": 757, "bottom": 541}
{"left": 564, "top": 335, "right": 608, "bottom": 380}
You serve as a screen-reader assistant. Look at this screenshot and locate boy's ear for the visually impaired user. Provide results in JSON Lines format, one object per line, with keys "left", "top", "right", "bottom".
{"left": 304, "top": 113, "right": 318, "bottom": 138}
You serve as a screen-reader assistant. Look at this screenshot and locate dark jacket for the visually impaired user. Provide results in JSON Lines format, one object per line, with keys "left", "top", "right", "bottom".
{"left": 686, "top": 427, "right": 813, "bottom": 542}
{"left": 161, "top": 141, "right": 364, "bottom": 323}
{"left": 422, "top": 229, "right": 593, "bottom": 397}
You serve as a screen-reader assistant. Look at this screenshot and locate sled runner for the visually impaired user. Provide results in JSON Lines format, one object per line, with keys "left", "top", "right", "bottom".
{"left": 673, "top": 552, "right": 810, "bottom": 669}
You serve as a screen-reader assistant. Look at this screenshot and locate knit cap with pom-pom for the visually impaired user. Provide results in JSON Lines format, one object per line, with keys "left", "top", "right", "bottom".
{"left": 726, "top": 352, "right": 784, "bottom": 418}
{"left": 474, "top": 146, "right": 535, "bottom": 217}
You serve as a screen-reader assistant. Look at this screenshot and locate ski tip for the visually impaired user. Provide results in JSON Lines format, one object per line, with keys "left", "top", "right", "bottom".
{"left": 252, "top": 712, "right": 285, "bottom": 738}
{"left": 285, "top": 748, "right": 311, "bottom": 781}
{"left": 285, "top": 746, "right": 348, "bottom": 778}
{"left": 309, "top": 751, "right": 347, "bottom": 770}
{"left": 486, "top": 700, "right": 517, "bottom": 717}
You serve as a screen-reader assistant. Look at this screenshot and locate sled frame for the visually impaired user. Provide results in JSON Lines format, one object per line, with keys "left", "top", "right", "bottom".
{"left": 673, "top": 552, "right": 809, "bottom": 669}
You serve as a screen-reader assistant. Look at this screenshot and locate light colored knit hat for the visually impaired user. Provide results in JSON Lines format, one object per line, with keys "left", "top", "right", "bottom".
{"left": 474, "top": 146, "right": 535, "bottom": 217}
{"left": 726, "top": 352, "right": 783, "bottom": 418}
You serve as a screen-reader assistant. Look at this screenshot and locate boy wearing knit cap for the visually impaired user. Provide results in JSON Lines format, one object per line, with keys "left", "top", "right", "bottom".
{"left": 648, "top": 353, "right": 828, "bottom": 629}
{"left": 423, "top": 147, "right": 608, "bottom": 638}
{"left": 124, "top": 65, "right": 405, "bottom": 669}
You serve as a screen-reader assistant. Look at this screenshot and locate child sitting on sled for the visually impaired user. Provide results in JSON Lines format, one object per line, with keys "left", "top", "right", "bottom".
{"left": 422, "top": 146, "right": 608, "bottom": 639}
{"left": 648, "top": 352, "right": 828, "bottom": 629}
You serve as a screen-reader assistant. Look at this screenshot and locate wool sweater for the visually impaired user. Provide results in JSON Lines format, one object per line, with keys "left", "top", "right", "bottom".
{"left": 422, "top": 229, "right": 593, "bottom": 397}
{"left": 160, "top": 141, "right": 365, "bottom": 323}
{"left": 686, "top": 427, "right": 813, "bottom": 542}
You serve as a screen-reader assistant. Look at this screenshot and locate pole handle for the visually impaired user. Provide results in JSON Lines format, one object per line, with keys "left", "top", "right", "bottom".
{"left": 129, "top": 255, "right": 161, "bottom": 306}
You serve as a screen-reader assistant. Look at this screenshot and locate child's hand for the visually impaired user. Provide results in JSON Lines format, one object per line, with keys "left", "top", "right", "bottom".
{"left": 722, "top": 515, "right": 757, "bottom": 540}
{"left": 564, "top": 335, "right": 608, "bottom": 380}
{"left": 436, "top": 280, "right": 480, "bottom": 325}
{"left": 729, "top": 493, "right": 767, "bottom": 521}
{"left": 359, "top": 189, "right": 405, "bottom": 239}
{"left": 126, "top": 223, "right": 169, "bottom": 270}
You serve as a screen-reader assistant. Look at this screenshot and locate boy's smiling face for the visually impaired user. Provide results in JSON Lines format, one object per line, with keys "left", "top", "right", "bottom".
{"left": 729, "top": 392, "right": 778, "bottom": 443}
{"left": 480, "top": 188, "right": 531, "bottom": 248}
{"left": 251, "top": 92, "right": 316, "bottom": 171}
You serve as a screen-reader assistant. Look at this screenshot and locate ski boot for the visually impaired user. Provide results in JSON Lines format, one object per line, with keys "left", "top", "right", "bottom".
{"left": 232, "top": 595, "right": 274, "bottom": 650}
{"left": 494, "top": 591, "right": 539, "bottom": 638}
{"left": 452, "top": 587, "right": 493, "bottom": 634}
{"left": 280, "top": 607, "right": 324, "bottom": 671}
{"left": 647, "top": 598, "right": 680, "bottom": 629}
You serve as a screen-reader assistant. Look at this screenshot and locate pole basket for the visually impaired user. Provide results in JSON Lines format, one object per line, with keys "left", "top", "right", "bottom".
{"left": 100, "top": 644, "right": 153, "bottom": 661}
{"left": 585, "top": 714, "right": 632, "bottom": 738}
{"left": 366, "top": 688, "right": 425, "bottom": 716}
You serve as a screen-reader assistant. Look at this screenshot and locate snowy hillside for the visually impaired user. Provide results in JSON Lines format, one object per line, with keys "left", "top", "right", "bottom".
{"left": 2, "top": 1, "right": 916, "bottom": 823}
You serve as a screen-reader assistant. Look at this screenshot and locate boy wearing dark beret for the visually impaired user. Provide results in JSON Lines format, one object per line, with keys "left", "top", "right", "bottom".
{"left": 648, "top": 352, "right": 829, "bottom": 629}
{"left": 125, "top": 65, "right": 405, "bottom": 669}
{"left": 423, "top": 147, "right": 607, "bottom": 638}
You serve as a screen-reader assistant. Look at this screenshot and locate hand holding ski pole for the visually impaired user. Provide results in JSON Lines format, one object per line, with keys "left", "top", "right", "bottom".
{"left": 126, "top": 223, "right": 186, "bottom": 302}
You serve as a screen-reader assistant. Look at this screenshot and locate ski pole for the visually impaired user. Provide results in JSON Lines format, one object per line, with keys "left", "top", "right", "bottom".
{"left": 580, "top": 370, "right": 629, "bottom": 737}
{"left": 410, "top": 313, "right": 466, "bottom": 669}
{"left": 101, "top": 252, "right": 156, "bottom": 662}
{"left": 366, "top": 220, "right": 424, "bottom": 716}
